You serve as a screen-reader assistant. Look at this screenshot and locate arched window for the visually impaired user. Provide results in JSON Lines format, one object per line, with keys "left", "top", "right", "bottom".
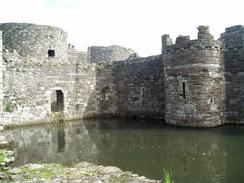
{"left": 101, "top": 86, "right": 109, "bottom": 100}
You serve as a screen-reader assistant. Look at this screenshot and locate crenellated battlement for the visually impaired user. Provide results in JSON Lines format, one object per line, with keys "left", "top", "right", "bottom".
{"left": 162, "top": 26, "right": 222, "bottom": 54}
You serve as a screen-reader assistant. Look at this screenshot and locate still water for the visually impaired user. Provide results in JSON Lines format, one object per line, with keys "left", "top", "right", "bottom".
{"left": 4, "top": 119, "right": 244, "bottom": 183}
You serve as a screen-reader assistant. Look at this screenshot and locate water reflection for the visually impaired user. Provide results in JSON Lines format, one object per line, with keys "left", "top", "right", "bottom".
{"left": 4, "top": 119, "right": 244, "bottom": 183}
{"left": 57, "top": 127, "right": 65, "bottom": 153}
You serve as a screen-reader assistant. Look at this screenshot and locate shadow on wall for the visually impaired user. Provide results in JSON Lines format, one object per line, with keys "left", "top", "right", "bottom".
{"left": 83, "top": 56, "right": 165, "bottom": 120}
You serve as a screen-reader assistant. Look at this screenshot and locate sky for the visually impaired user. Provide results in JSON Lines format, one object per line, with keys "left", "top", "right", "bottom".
{"left": 0, "top": 0, "right": 244, "bottom": 56}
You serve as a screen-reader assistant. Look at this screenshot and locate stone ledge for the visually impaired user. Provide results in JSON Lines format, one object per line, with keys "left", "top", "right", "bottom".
{"left": 1, "top": 162, "right": 160, "bottom": 183}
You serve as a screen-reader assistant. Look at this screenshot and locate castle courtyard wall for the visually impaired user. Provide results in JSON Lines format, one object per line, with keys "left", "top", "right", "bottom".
{"left": 111, "top": 56, "right": 165, "bottom": 119}
{"left": 2, "top": 59, "right": 97, "bottom": 125}
{"left": 221, "top": 25, "right": 244, "bottom": 124}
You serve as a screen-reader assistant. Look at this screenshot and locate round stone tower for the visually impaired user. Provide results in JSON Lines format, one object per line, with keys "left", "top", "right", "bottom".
{"left": 162, "top": 26, "right": 225, "bottom": 127}
{"left": 0, "top": 23, "right": 67, "bottom": 62}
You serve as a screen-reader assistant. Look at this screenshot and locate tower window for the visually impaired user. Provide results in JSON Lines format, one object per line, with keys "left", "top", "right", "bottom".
{"left": 182, "top": 82, "right": 186, "bottom": 99}
{"left": 101, "top": 86, "right": 109, "bottom": 100}
{"left": 48, "top": 49, "right": 55, "bottom": 57}
{"left": 141, "top": 87, "right": 145, "bottom": 106}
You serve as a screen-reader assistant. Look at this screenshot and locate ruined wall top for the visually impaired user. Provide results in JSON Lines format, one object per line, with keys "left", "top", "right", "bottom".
{"left": 88, "top": 45, "right": 136, "bottom": 63}
{"left": 67, "top": 44, "right": 90, "bottom": 64}
{"left": 220, "top": 25, "right": 244, "bottom": 49}
{"left": 162, "top": 25, "right": 222, "bottom": 53}
{"left": 197, "top": 26, "right": 214, "bottom": 40}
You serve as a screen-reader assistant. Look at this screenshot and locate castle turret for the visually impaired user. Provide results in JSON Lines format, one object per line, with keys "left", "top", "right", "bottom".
{"left": 161, "top": 34, "right": 172, "bottom": 53}
{"left": 162, "top": 26, "right": 225, "bottom": 127}
{"left": 197, "top": 26, "right": 214, "bottom": 40}
{"left": 0, "top": 23, "right": 68, "bottom": 63}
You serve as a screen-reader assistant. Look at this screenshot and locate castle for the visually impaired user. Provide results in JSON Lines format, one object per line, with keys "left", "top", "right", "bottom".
{"left": 0, "top": 23, "right": 243, "bottom": 127}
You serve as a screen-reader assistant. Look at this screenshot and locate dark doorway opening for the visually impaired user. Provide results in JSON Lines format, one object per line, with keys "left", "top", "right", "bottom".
{"left": 51, "top": 90, "right": 64, "bottom": 112}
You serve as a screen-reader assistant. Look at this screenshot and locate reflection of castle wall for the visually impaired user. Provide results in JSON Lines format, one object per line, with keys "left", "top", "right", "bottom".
{"left": 84, "top": 120, "right": 228, "bottom": 182}
{"left": 5, "top": 118, "right": 241, "bottom": 182}
{"left": 4, "top": 122, "right": 99, "bottom": 166}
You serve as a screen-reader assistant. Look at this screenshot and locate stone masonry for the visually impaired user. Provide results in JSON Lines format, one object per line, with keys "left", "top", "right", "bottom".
{"left": 0, "top": 31, "right": 3, "bottom": 124}
{"left": 162, "top": 26, "right": 225, "bottom": 127}
{"left": 0, "top": 22, "right": 243, "bottom": 127}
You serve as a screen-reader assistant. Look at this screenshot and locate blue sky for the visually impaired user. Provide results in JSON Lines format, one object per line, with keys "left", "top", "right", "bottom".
{"left": 0, "top": 0, "right": 244, "bottom": 56}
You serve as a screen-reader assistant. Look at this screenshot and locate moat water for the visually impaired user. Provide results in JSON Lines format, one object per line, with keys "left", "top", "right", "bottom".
{"left": 4, "top": 119, "right": 244, "bottom": 183}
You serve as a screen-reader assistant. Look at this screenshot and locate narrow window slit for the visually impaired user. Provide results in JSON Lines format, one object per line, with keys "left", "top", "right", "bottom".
{"left": 182, "top": 82, "right": 186, "bottom": 99}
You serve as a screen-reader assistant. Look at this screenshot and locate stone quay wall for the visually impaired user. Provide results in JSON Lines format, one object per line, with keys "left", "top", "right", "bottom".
{"left": 162, "top": 26, "right": 226, "bottom": 127}
{"left": 220, "top": 25, "right": 244, "bottom": 123}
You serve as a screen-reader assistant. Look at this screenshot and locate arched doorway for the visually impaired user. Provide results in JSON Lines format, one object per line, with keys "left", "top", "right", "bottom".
{"left": 51, "top": 90, "right": 64, "bottom": 112}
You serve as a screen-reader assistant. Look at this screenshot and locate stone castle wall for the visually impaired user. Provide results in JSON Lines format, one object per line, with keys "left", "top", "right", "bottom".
{"left": 0, "top": 23, "right": 68, "bottom": 63}
{"left": 0, "top": 23, "right": 96, "bottom": 125}
{"left": 68, "top": 45, "right": 90, "bottom": 63}
{"left": 0, "top": 31, "right": 3, "bottom": 124}
{"left": 75, "top": 56, "right": 165, "bottom": 120}
{"left": 112, "top": 56, "right": 164, "bottom": 119}
{"left": 2, "top": 22, "right": 244, "bottom": 127}
{"left": 0, "top": 23, "right": 164, "bottom": 126}
{"left": 88, "top": 45, "right": 135, "bottom": 63}
{"left": 2, "top": 57, "right": 97, "bottom": 125}
{"left": 220, "top": 25, "right": 244, "bottom": 123}
{"left": 163, "top": 26, "right": 226, "bottom": 127}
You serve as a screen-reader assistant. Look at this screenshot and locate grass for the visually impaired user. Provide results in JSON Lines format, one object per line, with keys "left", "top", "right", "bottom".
{"left": 162, "top": 169, "right": 174, "bottom": 183}
{"left": 4, "top": 101, "right": 14, "bottom": 113}
{"left": 0, "top": 150, "right": 8, "bottom": 163}
{"left": 21, "top": 164, "right": 66, "bottom": 180}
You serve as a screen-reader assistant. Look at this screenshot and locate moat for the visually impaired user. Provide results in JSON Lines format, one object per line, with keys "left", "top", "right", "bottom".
{"left": 4, "top": 119, "right": 244, "bottom": 183}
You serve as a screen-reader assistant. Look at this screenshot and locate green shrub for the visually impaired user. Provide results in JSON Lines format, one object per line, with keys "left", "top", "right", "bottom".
{"left": 4, "top": 102, "right": 14, "bottom": 113}
{"left": 0, "top": 151, "right": 8, "bottom": 163}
